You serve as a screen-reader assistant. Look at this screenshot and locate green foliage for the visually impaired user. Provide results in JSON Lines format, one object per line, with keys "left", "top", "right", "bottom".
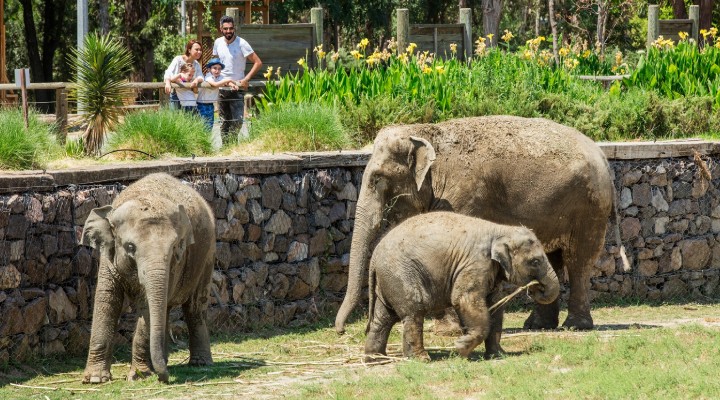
{"left": 0, "top": 108, "right": 60, "bottom": 170}
{"left": 70, "top": 33, "right": 133, "bottom": 155}
{"left": 624, "top": 38, "right": 720, "bottom": 106}
{"left": 249, "top": 102, "right": 351, "bottom": 152}
{"left": 107, "top": 109, "right": 212, "bottom": 159}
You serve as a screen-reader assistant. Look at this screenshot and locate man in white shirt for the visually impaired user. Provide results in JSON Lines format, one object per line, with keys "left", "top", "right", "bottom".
{"left": 212, "top": 15, "right": 263, "bottom": 144}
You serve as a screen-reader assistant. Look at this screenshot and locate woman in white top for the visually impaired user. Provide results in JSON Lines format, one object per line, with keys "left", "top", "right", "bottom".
{"left": 163, "top": 39, "right": 204, "bottom": 109}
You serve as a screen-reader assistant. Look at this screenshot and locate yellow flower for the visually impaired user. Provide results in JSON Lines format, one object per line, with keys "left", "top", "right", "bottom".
{"left": 678, "top": 31, "right": 689, "bottom": 41}
{"left": 711, "top": 27, "right": 718, "bottom": 38}
{"left": 435, "top": 65, "right": 446, "bottom": 74}
{"left": 331, "top": 52, "right": 340, "bottom": 62}
{"left": 449, "top": 43, "right": 458, "bottom": 54}
{"left": 357, "top": 38, "right": 370, "bottom": 50}
{"left": 350, "top": 50, "right": 363, "bottom": 60}
{"left": 262, "top": 66, "right": 274, "bottom": 79}
{"left": 522, "top": 49, "right": 534, "bottom": 60}
{"left": 614, "top": 51, "right": 623, "bottom": 66}
{"left": 422, "top": 65, "right": 432, "bottom": 74}
{"left": 582, "top": 49, "right": 591, "bottom": 58}
{"left": 398, "top": 53, "right": 409, "bottom": 64}
{"left": 317, "top": 50, "right": 326, "bottom": 59}
{"left": 563, "top": 58, "right": 579, "bottom": 70}
{"left": 715, "top": 40, "right": 720, "bottom": 49}
{"left": 487, "top": 33, "right": 494, "bottom": 41}
{"left": 501, "top": 29, "right": 514, "bottom": 42}
{"left": 297, "top": 58, "right": 305, "bottom": 66}
{"left": 701, "top": 29, "right": 709, "bottom": 39}
{"left": 406, "top": 42, "right": 417, "bottom": 54}
{"left": 275, "top": 67, "right": 281, "bottom": 78}
{"left": 559, "top": 47, "right": 569, "bottom": 57}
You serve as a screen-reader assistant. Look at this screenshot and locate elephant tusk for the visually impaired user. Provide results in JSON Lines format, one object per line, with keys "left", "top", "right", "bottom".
{"left": 489, "top": 280, "right": 540, "bottom": 314}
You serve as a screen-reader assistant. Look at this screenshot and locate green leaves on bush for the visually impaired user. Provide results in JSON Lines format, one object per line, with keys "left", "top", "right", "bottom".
{"left": 0, "top": 108, "right": 60, "bottom": 170}
{"left": 106, "top": 109, "right": 212, "bottom": 159}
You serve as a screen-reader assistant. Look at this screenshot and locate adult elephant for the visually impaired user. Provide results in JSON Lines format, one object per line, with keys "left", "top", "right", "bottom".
{"left": 335, "top": 115, "right": 621, "bottom": 334}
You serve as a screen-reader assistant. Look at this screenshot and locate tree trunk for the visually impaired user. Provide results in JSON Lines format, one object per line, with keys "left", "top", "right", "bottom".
{"left": 596, "top": 0, "right": 608, "bottom": 58}
{"left": 535, "top": 0, "right": 541, "bottom": 36}
{"left": 547, "top": 0, "right": 559, "bottom": 65}
{"left": 99, "top": 0, "right": 110, "bottom": 35}
{"left": 699, "top": 0, "right": 714, "bottom": 31}
{"left": 124, "top": 0, "right": 153, "bottom": 100}
{"left": 671, "top": 0, "right": 688, "bottom": 19}
{"left": 482, "top": 0, "right": 503, "bottom": 46}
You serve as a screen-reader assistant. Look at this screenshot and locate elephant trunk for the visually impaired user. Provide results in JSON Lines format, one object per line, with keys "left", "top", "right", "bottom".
{"left": 530, "top": 265, "right": 560, "bottom": 305}
{"left": 145, "top": 265, "right": 170, "bottom": 383}
{"left": 335, "top": 194, "right": 383, "bottom": 334}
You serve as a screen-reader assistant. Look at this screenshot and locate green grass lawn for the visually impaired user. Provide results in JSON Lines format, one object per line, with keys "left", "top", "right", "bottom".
{"left": 2, "top": 302, "right": 719, "bottom": 399}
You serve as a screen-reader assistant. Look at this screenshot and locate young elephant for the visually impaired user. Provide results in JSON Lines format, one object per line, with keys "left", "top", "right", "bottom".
{"left": 365, "top": 212, "right": 560, "bottom": 361}
{"left": 81, "top": 173, "right": 216, "bottom": 384}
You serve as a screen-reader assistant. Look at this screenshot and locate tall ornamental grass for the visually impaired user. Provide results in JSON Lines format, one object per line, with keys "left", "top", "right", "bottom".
{"left": 106, "top": 109, "right": 212, "bottom": 159}
{"left": 0, "top": 108, "right": 60, "bottom": 170}
{"left": 248, "top": 102, "right": 351, "bottom": 152}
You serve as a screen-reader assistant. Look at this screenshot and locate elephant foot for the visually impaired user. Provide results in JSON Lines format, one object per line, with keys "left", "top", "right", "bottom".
{"left": 127, "top": 367, "right": 154, "bottom": 382}
{"left": 455, "top": 336, "right": 482, "bottom": 359}
{"left": 483, "top": 348, "right": 506, "bottom": 360}
{"left": 189, "top": 355, "right": 214, "bottom": 366}
{"left": 432, "top": 310, "right": 463, "bottom": 337}
{"left": 523, "top": 310, "right": 559, "bottom": 330}
{"left": 562, "top": 313, "right": 594, "bottom": 330}
{"left": 82, "top": 367, "right": 112, "bottom": 384}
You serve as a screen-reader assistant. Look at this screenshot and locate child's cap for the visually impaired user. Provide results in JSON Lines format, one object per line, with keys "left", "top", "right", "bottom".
{"left": 205, "top": 58, "right": 225, "bottom": 70}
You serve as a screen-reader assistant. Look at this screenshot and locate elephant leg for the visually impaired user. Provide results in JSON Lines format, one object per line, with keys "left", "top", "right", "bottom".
{"left": 128, "top": 313, "right": 155, "bottom": 381}
{"left": 364, "top": 299, "right": 399, "bottom": 363}
{"left": 562, "top": 225, "right": 604, "bottom": 330}
{"left": 432, "top": 307, "right": 463, "bottom": 337}
{"left": 402, "top": 314, "right": 430, "bottom": 361}
{"left": 524, "top": 249, "right": 562, "bottom": 330}
{"left": 183, "top": 286, "right": 213, "bottom": 366}
{"left": 453, "top": 292, "right": 490, "bottom": 359}
{"left": 83, "top": 261, "right": 124, "bottom": 384}
{"left": 483, "top": 291, "right": 506, "bottom": 359}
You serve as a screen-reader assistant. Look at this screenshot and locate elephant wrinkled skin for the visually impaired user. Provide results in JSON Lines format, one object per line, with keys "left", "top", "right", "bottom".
{"left": 336, "top": 115, "right": 616, "bottom": 334}
{"left": 81, "top": 173, "right": 216, "bottom": 384}
{"left": 365, "top": 212, "right": 560, "bottom": 361}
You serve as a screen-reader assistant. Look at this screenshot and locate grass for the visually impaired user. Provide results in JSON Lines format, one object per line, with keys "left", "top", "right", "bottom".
{"left": 2, "top": 301, "right": 719, "bottom": 399}
{"left": 105, "top": 108, "right": 212, "bottom": 160}
{"left": 247, "top": 102, "right": 353, "bottom": 152}
{"left": 0, "top": 108, "right": 60, "bottom": 170}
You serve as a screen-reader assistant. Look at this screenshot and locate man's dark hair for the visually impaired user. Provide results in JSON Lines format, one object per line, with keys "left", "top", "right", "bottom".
{"left": 219, "top": 15, "right": 234, "bottom": 27}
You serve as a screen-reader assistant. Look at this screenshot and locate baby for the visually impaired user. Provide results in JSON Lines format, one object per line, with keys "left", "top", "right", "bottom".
{"left": 169, "top": 63, "right": 201, "bottom": 112}
{"left": 197, "top": 58, "right": 237, "bottom": 132}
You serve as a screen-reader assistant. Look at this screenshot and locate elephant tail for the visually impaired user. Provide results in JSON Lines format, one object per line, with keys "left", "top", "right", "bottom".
{"left": 612, "top": 180, "right": 631, "bottom": 272}
{"left": 366, "top": 261, "right": 377, "bottom": 335}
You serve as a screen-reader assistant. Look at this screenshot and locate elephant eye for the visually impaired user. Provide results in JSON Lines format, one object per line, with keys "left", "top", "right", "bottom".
{"left": 531, "top": 258, "right": 542, "bottom": 268}
{"left": 124, "top": 242, "right": 136, "bottom": 254}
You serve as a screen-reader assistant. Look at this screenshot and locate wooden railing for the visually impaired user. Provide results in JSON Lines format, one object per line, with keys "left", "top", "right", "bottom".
{"left": 0, "top": 80, "right": 268, "bottom": 142}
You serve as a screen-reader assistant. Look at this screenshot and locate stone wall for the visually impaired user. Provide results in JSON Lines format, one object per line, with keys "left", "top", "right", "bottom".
{"left": 1, "top": 145, "right": 719, "bottom": 361}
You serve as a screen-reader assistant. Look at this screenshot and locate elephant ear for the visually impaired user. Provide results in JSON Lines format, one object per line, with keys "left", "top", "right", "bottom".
{"left": 491, "top": 237, "right": 512, "bottom": 280}
{"left": 409, "top": 136, "right": 436, "bottom": 192}
{"left": 82, "top": 205, "right": 115, "bottom": 254}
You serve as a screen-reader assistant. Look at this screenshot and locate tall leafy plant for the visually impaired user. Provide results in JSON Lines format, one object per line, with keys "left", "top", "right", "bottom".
{"left": 70, "top": 33, "right": 133, "bottom": 155}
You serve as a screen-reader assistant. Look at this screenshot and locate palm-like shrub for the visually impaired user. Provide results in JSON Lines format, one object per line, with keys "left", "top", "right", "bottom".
{"left": 70, "top": 33, "right": 133, "bottom": 155}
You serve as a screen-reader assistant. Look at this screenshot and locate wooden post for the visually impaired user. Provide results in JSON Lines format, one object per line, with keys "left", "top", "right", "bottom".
{"left": 397, "top": 9, "right": 409, "bottom": 55}
{"left": 19, "top": 69, "right": 28, "bottom": 129}
{"left": 459, "top": 8, "right": 472, "bottom": 61}
{"left": 243, "top": 1, "right": 252, "bottom": 24}
{"left": 647, "top": 5, "right": 659, "bottom": 47}
{"left": 311, "top": 8, "right": 323, "bottom": 49}
{"left": 689, "top": 5, "right": 700, "bottom": 43}
{"left": 55, "top": 88, "right": 68, "bottom": 143}
{"left": 159, "top": 89, "right": 169, "bottom": 107}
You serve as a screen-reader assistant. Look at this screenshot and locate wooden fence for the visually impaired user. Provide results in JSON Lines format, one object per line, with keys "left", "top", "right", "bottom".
{"left": 647, "top": 4, "right": 700, "bottom": 45}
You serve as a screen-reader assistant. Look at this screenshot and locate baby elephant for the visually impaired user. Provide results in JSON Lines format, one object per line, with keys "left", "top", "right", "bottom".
{"left": 81, "top": 173, "right": 216, "bottom": 383}
{"left": 365, "top": 212, "right": 560, "bottom": 361}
